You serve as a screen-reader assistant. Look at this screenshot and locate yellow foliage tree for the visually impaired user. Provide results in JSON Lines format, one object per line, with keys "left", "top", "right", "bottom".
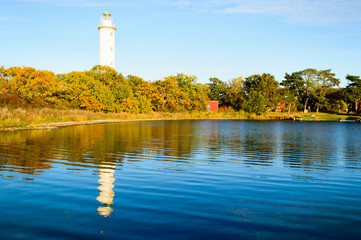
{"left": 135, "top": 82, "right": 163, "bottom": 112}
{"left": 9, "top": 67, "right": 61, "bottom": 105}
{"left": 156, "top": 77, "right": 189, "bottom": 112}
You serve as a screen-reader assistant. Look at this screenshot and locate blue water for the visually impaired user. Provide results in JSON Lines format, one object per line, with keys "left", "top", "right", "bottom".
{"left": 1, "top": 120, "right": 361, "bottom": 239}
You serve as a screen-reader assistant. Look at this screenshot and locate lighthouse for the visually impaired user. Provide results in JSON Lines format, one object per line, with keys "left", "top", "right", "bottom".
{"left": 99, "top": 10, "right": 116, "bottom": 68}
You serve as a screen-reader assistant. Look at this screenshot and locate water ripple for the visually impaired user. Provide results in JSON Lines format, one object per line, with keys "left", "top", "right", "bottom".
{"left": 1, "top": 120, "right": 361, "bottom": 239}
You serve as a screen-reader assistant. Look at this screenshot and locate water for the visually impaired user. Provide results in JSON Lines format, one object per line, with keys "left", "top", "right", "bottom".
{"left": 1, "top": 120, "right": 361, "bottom": 239}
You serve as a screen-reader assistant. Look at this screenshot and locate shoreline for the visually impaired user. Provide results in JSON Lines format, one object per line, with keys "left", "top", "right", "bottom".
{"left": 0, "top": 116, "right": 344, "bottom": 132}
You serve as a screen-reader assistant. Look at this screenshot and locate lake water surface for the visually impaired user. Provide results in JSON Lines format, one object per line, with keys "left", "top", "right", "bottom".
{"left": 1, "top": 120, "right": 361, "bottom": 239}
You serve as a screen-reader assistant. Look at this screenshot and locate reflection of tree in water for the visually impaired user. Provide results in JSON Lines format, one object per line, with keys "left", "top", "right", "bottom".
{"left": 2, "top": 121, "right": 360, "bottom": 179}
{"left": 344, "top": 143, "right": 361, "bottom": 169}
{"left": 242, "top": 132, "right": 276, "bottom": 167}
{"left": 341, "top": 124, "right": 361, "bottom": 169}
{"left": 148, "top": 121, "right": 199, "bottom": 159}
{"left": 0, "top": 131, "right": 60, "bottom": 178}
{"left": 2, "top": 120, "right": 361, "bottom": 218}
{"left": 281, "top": 128, "right": 340, "bottom": 172}
{"left": 190, "top": 121, "right": 244, "bottom": 162}
{"left": 0, "top": 121, "right": 208, "bottom": 179}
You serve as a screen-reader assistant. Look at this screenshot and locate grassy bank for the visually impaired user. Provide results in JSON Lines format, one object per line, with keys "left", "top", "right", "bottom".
{"left": 0, "top": 107, "right": 353, "bottom": 131}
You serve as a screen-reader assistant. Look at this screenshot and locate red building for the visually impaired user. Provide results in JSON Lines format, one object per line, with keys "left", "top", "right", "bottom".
{"left": 207, "top": 101, "right": 219, "bottom": 112}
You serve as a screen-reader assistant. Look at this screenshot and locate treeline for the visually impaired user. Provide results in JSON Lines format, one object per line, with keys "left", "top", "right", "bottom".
{"left": 0, "top": 65, "right": 360, "bottom": 115}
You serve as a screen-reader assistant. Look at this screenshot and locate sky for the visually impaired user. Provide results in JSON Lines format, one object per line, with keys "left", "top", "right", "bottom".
{"left": 1, "top": 0, "right": 360, "bottom": 86}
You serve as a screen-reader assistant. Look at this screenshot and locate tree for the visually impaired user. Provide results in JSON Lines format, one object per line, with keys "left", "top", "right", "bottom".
{"left": 224, "top": 77, "right": 245, "bottom": 111}
{"left": 158, "top": 73, "right": 208, "bottom": 112}
{"left": 206, "top": 77, "right": 227, "bottom": 104}
{"left": 155, "top": 77, "right": 189, "bottom": 112}
{"left": 9, "top": 67, "right": 61, "bottom": 105}
{"left": 0, "top": 66, "right": 27, "bottom": 106}
{"left": 244, "top": 73, "right": 280, "bottom": 112}
{"left": 90, "top": 65, "right": 133, "bottom": 102}
{"left": 173, "top": 73, "right": 208, "bottom": 111}
{"left": 60, "top": 66, "right": 135, "bottom": 112}
{"left": 325, "top": 88, "right": 347, "bottom": 113}
{"left": 282, "top": 72, "right": 305, "bottom": 113}
{"left": 119, "top": 97, "right": 140, "bottom": 114}
{"left": 345, "top": 75, "right": 361, "bottom": 113}
{"left": 127, "top": 75, "right": 147, "bottom": 93}
{"left": 135, "top": 82, "right": 163, "bottom": 112}
{"left": 314, "top": 69, "right": 339, "bottom": 113}
{"left": 0, "top": 66, "right": 10, "bottom": 94}
{"left": 244, "top": 90, "right": 266, "bottom": 115}
{"left": 300, "top": 68, "right": 318, "bottom": 113}
{"left": 136, "top": 95, "right": 152, "bottom": 113}
{"left": 61, "top": 71, "right": 106, "bottom": 111}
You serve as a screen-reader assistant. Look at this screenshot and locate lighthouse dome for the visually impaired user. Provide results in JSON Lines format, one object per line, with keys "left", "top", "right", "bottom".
{"left": 99, "top": 10, "right": 116, "bottom": 29}
{"left": 103, "top": 10, "right": 111, "bottom": 17}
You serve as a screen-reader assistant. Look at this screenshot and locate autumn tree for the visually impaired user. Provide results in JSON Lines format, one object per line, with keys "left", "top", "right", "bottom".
{"left": 0, "top": 66, "right": 12, "bottom": 97}
{"left": 127, "top": 75, "right": 147, "bottom": 92}
{"left": 60, "top": 66, "right": 136, "bottom": 112}
{"left": 122, "top": 75, "right": 153, "bottom": 114}
{"left": 135, "top": 82, "right": 163, "bottom": 112}
{"left": 61, "top": 71, "right": 106, "bottom": 111}
{"left": 0, "top": 66, "right": 24, "bottom": 106}
{"left": 224, "top": 77, "right": 245, "bottom": 111}
{"left": 155, "top": 77, "right": 189, "bottom": 112}
{"left": 155, "top": 73, "right": 208, "bottom": 112}
{"left": 172, "top": 73, "right": 208, "bottom": 111}
{"left": 8, "top": 67, "right": 61, "bottom": 106}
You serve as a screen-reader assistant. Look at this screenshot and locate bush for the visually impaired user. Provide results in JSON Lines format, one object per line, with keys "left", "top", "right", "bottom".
{"left": 243, "top": 90, "right": 266, "bottom": 115}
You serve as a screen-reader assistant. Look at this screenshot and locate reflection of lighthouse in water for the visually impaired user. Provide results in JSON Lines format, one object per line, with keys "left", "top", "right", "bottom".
{"left": 97, "top": 163, "right": 116, "bottom": 217}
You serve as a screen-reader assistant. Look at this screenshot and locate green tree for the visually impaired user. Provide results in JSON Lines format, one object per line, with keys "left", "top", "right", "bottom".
{"left": 345, "top": 75, "right": 361, "bottom": 113}
{"left": 325, "top": 88, "right": 347, "bottom": 112}
{"left": 244, "top": 90, "right": 266, "bottom": 115}
{"left": 90, "top": 65, "right": 133, "bottom": 102}
{"left": 206, "top": 77, "right": 227, "bottom": 104}
{"left": 282, "top": 72, "right": 305, "bottom": 113}
{"left": 300, "top": 68, "right": 318, "bottom": 113}
{"left": 314, "top": 69, "right": 340, "bottom": 113}
{"left": 173, "top": 73, "right": 208, "bottom": 111}
{"left": 244, "top": 73, "right": 280, "bottom": 112}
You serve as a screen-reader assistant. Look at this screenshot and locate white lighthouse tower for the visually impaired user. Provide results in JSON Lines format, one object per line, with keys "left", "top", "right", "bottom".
{"left": 99, "top": 10, "right": 116, "bottom": 68}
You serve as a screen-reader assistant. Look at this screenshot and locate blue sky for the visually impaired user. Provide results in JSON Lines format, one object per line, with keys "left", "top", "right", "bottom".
{"left": 1, "top": 0, "right": 360, "bottom": 86}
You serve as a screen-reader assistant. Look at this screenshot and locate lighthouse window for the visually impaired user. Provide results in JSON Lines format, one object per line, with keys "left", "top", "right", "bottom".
{"left": 110, "top": 32, "right": 113, "bottom": 37}
{"left": 110, "top": 47, "right": 113, "bottom": 52}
